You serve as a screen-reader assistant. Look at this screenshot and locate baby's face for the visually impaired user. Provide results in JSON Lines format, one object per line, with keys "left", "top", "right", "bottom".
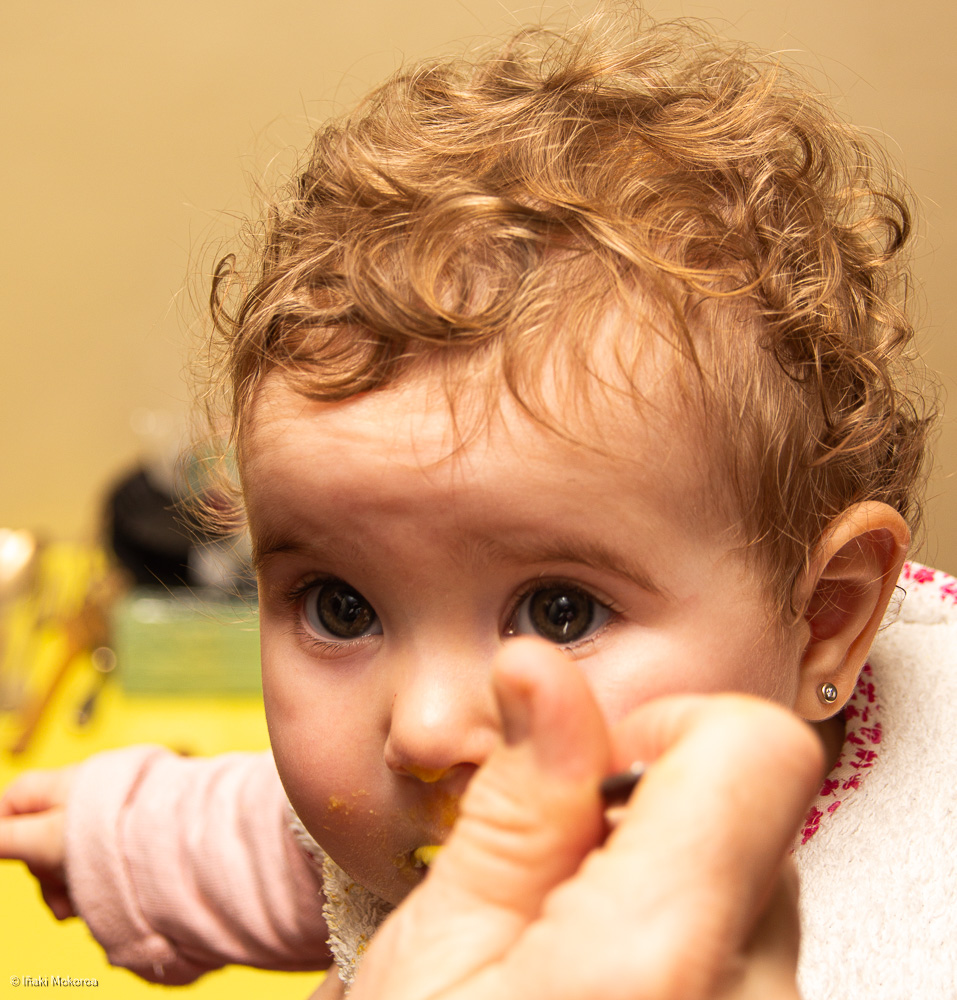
{"left": 244, "top": 370, "right": 807, "bottom": 905}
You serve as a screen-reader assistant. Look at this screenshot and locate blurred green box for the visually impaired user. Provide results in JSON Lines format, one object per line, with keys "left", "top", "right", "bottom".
{"left": 112, "top": 588, "right": 261, "bottom": 695}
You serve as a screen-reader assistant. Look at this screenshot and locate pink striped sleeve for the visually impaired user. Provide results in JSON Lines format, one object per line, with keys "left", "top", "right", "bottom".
{"left": 65, "top": 746, "right": 331, "bottom": 983}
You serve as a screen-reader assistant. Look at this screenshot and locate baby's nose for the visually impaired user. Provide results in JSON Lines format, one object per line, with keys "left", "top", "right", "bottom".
{"left": 383, "top": 648, "right": 500, "bottom": 782}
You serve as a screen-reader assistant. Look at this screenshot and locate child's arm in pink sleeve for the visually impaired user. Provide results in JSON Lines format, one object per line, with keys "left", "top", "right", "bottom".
{"left": 65, "top": 746, "right": 332, "bottom": 984}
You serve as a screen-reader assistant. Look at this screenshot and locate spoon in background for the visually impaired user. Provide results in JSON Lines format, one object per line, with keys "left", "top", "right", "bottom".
{"left": 0, "top": 529, "right": 41, "bottom": 711}
{"left": 75, "top": 645, "right": 118, "bottom": 727}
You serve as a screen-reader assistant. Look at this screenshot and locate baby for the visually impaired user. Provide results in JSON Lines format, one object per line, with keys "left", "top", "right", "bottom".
{"left": 3, "top": 8, "right": 954, "bottom": 998}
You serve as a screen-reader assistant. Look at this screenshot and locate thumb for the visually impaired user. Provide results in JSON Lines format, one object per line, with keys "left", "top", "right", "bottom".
{"left": 350, "top": 639, "right": 610, "bottom": 1000}
{"left": 440, "top": 638, "right": 611, "bottom": 914}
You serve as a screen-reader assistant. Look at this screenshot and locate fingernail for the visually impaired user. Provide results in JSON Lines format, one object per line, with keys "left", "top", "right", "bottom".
{"left": 496, "top": 671, "right": 533, "bottom": 747}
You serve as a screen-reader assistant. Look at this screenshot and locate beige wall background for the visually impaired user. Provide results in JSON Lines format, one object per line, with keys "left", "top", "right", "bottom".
{"left": 2, "top": 0, "right": 954, "bottom": 572}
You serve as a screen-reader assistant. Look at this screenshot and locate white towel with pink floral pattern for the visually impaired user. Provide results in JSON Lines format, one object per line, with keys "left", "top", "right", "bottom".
{"left": 794, "top": 561, "right": 957, "bottom": 998}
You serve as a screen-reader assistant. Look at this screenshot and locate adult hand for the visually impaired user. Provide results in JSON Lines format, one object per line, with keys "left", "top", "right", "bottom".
{"left": 0, "top": 765, "right": 75, "bottom": 919}
{"left": 349, "top": 638, "right": 824, "bottom": 1000}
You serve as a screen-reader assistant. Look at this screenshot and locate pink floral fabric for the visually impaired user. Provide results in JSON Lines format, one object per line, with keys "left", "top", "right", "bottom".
{"left": 799, "top": 660, "right": 882, "bottom": 845}
{"left": 798, "top": 559, "right": 955, "bottom": 845}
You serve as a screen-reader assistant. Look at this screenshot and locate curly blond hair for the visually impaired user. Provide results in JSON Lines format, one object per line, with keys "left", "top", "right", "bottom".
{"left": 209, "top": 8, "right": 933, "bottom": 610}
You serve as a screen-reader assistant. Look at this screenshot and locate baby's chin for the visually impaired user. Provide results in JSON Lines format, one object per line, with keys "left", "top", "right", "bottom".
{"left": 294, "top": 794, "right": 454, "bottom": 905}
{"left": 328, "top": 843, "right": 440, "bottom": 907}
{"left": 384, "top": 844, "right": 446, "bottom": 902}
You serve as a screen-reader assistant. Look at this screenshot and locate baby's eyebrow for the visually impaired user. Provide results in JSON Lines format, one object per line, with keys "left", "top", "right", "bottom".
{"left": 251, "top": 535, "right": 299, "bottom": 571}
{"left": 469, "top": 535, "right": 668, "bottom": 598}
{"left": 251, "top": 518, "right": 667, "bottom": 598}
{"left": 249, "top": 520, "right": 333, "bottom": 571}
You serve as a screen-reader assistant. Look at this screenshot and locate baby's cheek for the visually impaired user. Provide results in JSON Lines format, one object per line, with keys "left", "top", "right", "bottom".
{"left": 272, "top": 732, "right": 387, "bottom": 840}
{"left": 283, "top": 769, "right": 377, "bottom": 869}
{"left": 587, "top": 625, "right": 801, "bottom": 724}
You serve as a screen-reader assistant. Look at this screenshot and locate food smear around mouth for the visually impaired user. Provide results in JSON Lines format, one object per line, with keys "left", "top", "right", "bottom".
{"left": 412, "top": 845, "right": 443, "bottom": 868}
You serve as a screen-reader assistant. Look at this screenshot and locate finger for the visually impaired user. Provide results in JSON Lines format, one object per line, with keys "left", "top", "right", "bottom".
{"left": 442, "top": 638, "right": 611, "bottom": 912}
{"left": 0, "top": 809, "right": 66, "bottom": 868}
{"left": 350, "top": 639, "right": 610, "bottom": 1000}
{"left": 0, "top": 768, "right": 73, "bottom": 818}
{"left": 490, "top": 696, "right": 820, "bottom": 1000}
{"left": 601, "top": 695, "right": 822, "bottom": 984}
{"left": 715, "top": 863, "right": 802, "bottom": 1000}
{"left": 40, "top": 881, "right": 77, "bottom": 921}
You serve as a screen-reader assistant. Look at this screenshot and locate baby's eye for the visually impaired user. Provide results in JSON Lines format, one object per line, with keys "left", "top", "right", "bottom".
{"left": 301, "top": 579, "right": 382, "bottom": 641}
{"left": 508, "top": 585, "right": 611, "bottom": 645}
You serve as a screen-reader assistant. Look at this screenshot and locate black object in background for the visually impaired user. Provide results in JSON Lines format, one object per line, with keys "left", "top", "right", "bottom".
{"left": 106, "top": 468, "right": 194, "bottom": 587}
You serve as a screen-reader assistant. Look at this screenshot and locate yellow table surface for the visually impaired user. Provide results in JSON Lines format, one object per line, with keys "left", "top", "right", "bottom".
{"left": 0, "top": 643, "right": 323, "bottom": 998}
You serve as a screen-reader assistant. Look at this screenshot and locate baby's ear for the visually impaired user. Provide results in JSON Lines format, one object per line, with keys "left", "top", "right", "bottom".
{"left": 792, "top": 502, "right": 910, "bottom": 720}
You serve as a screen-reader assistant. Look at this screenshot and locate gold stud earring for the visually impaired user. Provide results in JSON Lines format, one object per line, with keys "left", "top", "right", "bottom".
{"left": 818, "top": 681, "right": 839, "bottom": 705}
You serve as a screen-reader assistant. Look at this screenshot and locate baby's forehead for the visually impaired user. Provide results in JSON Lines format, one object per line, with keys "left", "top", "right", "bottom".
{"left": 244, "top": 334, "right": 730, "bottom": 538}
